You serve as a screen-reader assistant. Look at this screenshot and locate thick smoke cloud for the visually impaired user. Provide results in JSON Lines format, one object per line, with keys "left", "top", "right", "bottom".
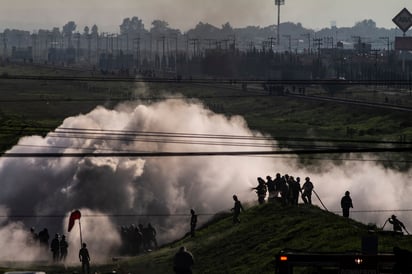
{"left": 0, "top": 98, "right": 282, "bottom": 263}
{"left": 0, "top": 97, "right": 410, "bottom": 264}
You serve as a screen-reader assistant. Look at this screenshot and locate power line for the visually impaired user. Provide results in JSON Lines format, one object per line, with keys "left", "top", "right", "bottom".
{"left": 1, "top": 146, "right": 411, "bottom": 158}
{"left": 255, "top": 155, "right": 412, "bottom": 163}
{"left": 3, "top": 209, "right": 412, "bottom": 219}
{"left": 2, "top": 145, "right": 408, "bottom": 163}
{"left": 2, "top": 126, "right": 410, "bottom": 146}
{"left": 2, "top": 74, "right": 412, "bottom": 86}
{"left": 0, "top": 94, "right": 269, "bottom": 103}
{"left": 2, "top": 213, "right": 219, "bottom": 218}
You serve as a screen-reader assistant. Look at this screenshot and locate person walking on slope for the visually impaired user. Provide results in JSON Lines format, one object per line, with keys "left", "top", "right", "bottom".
{"left": 190, "top": 209, "right": 197, "bottom": 237}
{"left": 301, "top": 177, "right": 314, "bottom": 204}
{"left": 341, "top": 191, "right": 353, "bottom": 218}
{"left": 231, "top": 195, "right": 244, "bottom": 224}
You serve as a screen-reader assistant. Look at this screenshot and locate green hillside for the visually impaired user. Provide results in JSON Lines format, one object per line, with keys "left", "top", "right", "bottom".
{"left": 23, "top": 202, "right": 410, "bottom": 274}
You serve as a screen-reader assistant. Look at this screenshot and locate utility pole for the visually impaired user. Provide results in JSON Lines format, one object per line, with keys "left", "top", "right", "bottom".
{"left": 313, "top": 38, "right": 323, "bottom": 57}
{"left": 229, "top": 35, "right": 236, "bottom": 50}
{"left": 267, "top": 37, "right": 276, "bottom": 51}
{"left": 189, "top": 38, "right": 199, "bottom": 57}
{"left": 283, "top": 34, "right": 291, "bottom": 52}
{"left": 31, "top": 33, "right": 37, "bottom": 62}
{"left": 351, "top": 36, "right": 361, "bottom": 52}
{"left": 3, "top": 33, "right": 7, "bottom": 58}
{"left": 301, "top": 33, "right": 311, "bottom": 54}
{"left": 379, "top": 36, "right": 390, "bottom": 57}
{"left": 75, "top": 32, "right": 80, "bottom": 62}
{"left": 173, "top": 34, "right": 178, "bottom": 74}
{"left": 221, "top": 39, "right": 230, "bottom": 50}
{"left": 204, "top": 38, "right": 215, "bottom": 49}
{"left": 134, "top": 37, "right": 141, "bottom": 69}
{"left": 87, "top": 34, "right": 91, "bottom": 64}
{"left": 275, "top": 0, "right": 285, "bottom": 46}
{"left": 324, "top": 36, "right": 333, "bottom": 49}
{"left": 161, "top": 35, "right": 166, "bottom": 69}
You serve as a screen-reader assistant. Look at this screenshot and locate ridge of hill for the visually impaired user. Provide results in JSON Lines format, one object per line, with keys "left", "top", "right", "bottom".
{"left": 89, "top": 202, "right": 412, "bottom": 274}
{"left": 2, "top": 201, "right": 412, "bottom": 274}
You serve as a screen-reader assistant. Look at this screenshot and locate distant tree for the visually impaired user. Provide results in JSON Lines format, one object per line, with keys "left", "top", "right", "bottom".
{"left": 91, "top": 24, "right": 99, "bottom": 36}
{"left": 62, "top": 21, "right": 76, "bottom": 36}
{"left": 221, "top": 22, "right": 233, "bottom": 33}
{"left": 62, "top": 21, "right": 76, "bottom": 47}
{"left": 51, "top": 27, "right": 60, "bottom": 36}
{"left": 354, "top": 19, "right": 376, "bottom": 29}
{"left": 83, "top": 26, "right": 90, "bottom": 35}
{"left": 120, "top": 16, "right": 145, "bottom": 35}
{"left": 189, "top": 22, "right": 220, "bottom": 37}
{"left": 151, "top": 20, "right": 169, "bottom": 34}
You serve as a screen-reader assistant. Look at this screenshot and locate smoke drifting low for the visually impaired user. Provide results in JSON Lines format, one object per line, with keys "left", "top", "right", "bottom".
{"left": 0, "top": 98, "right": 282, "bottom": 264}
{"left": 0, "top": 98, "right": 410, "bottom": 264}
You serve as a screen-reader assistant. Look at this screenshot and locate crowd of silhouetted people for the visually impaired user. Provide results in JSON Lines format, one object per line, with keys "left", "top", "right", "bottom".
{"left": 252, "top": 173, "right": 314, "bottom": 206}
{"left": 27, "top": 227, "right": 69, "bottom": 263}
{"left": 27, "top": 223, "right": 160, "bottom": 264}
{"left": 119, "top": 223, "right": 158, "bottom": 255}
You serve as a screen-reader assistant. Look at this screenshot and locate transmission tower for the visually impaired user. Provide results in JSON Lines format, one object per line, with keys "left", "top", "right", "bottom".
{"left": 275, "top": 0, "right": 285, "bottom": 45}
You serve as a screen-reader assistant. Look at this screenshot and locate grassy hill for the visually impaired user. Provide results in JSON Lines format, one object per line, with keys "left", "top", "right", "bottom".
{"left": 16, "top": 201, "right": 410, "bottom": 274}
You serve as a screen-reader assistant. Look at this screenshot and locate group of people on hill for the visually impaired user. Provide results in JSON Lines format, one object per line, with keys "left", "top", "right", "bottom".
{"left": 28, "top": 227, "right": 68, "bottom": 263}
{"left": 50, "top": 233, "right": 69, "bottom": 262}
{"left": 119, "top": 223, "right": 158, "bottom": 255}
{"left": 28, "top": 226, "right": 90, "bottom": 273}
{"left": 251, "top": 173, "right": 315, "bottom": 206}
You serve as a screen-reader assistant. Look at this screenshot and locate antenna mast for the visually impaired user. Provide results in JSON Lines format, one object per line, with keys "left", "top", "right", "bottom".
{"left": 275, "top": 0, "right": 285, "bottom": 46}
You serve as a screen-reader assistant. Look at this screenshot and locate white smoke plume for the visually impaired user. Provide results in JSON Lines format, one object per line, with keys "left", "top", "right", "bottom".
{"left": 0, "top": 98, "right": 282, "bottom": 264}
{"left": 0, "top": 97, "right": 410, "bottom": 264}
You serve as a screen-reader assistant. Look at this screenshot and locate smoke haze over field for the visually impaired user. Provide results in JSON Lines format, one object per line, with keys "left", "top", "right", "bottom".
{"left": 0, "top": 96, "right": 410, "bottom": 263}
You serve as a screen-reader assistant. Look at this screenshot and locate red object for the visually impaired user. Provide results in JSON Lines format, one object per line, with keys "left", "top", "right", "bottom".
{"left": 68, "top": 210, "right": 81, "bottom": 232}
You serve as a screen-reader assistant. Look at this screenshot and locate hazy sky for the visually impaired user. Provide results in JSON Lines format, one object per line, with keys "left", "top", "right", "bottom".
{"left": 0, "top": 0, "right": 411, "bottom": 32}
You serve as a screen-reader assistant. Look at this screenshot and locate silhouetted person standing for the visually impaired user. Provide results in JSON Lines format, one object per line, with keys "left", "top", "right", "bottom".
{"left": 341, "top": 191, "right": 353, "bottom": 218}
{"left": 79, "top": 243, "right": 90, "bottom": 274}
{"left": 389, "top": 215, "right": 408, "bottom": 234}
{"left": 147, "top": 223, "right": 158, "bottom": 249}
{"left": 301, "top": 177, "right": 314, "bottom": 204}
{"left": 252, "top": 177, "right": 267, "bottom": 204}
{"left": 38, "top": 228, "right": 50, "bottom": 251}
{"left": 139, "top": 224, "right": 148, "bottom": 251}
{"left": 190, "top": 209, "right": 197, "bottom": 237}
{"left": 231, "top": 195, "right": 244, "bottom": 224}
{"left": 28, "top": 227, "right": 38, "bottom": 246}
{"left": 266, "top": 175, "right": 276, "bottom": 202}
{"left": 173, "top": 246, "right": 194, "bottom": 274}
{"left": 60, "top": 235, "right": 68, "bottom": 262}
{"left": 289, "top": 176, "right": 301, "bottom": 205}
{"left": 50, "top": 234, "right": 60, "bottom": 262}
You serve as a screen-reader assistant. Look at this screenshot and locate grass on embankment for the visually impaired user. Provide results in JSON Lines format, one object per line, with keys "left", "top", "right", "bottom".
{"left": 37, "top": 202, "right": 412, "bottom": 274}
